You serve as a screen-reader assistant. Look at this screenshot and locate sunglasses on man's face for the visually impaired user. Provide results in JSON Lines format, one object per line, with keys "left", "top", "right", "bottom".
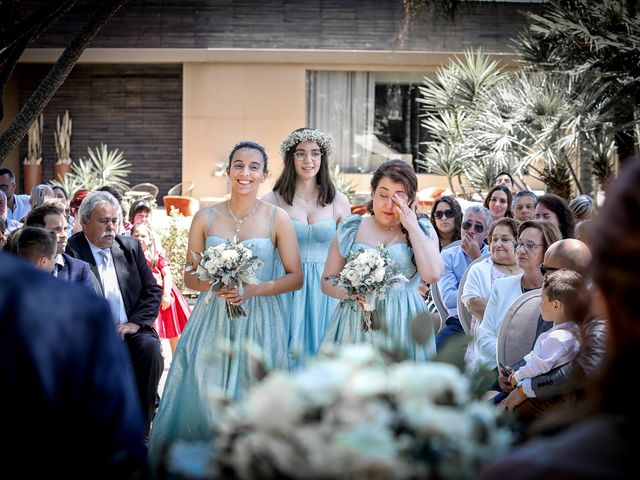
{"left": 462, "top": 221, "right": 485, "bottom": 234}
{"left": 539, "top": 263, "right": 559, "bottom": 276}
{"left": 434, "top": 209, "right": 454, "bottom": 219}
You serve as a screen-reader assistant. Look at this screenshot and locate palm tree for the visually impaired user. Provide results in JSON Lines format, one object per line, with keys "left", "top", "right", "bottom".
{"left": 516, "top": 0, "right": 640, "bottom": 164}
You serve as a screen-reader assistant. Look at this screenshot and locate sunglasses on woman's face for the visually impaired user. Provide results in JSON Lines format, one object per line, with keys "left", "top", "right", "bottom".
{"left": 434, "top": 209, "right": 455, "bottom": 219}
{"left": 462, "top": 221, "right": 485, "bottom": 234}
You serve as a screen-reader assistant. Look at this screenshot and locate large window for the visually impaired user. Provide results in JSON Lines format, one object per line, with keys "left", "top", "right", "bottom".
{"left": 307, "top": 71, "right": 431, "bottom": 173}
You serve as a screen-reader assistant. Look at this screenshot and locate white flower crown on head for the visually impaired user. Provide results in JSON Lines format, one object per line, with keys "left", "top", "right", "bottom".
{"left": 279, "top": 129, "right": 335, "bottom": 159}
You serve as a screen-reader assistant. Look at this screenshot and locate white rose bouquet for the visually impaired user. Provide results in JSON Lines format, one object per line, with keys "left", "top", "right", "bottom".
{"left": 166, "top": 344, "right": 513, "bottom": 479}
{"left": 186, "top": 237, "right": 263, "bottom": 318}
{"left": 325, "top": 244, "right": 408, "bottom": 331}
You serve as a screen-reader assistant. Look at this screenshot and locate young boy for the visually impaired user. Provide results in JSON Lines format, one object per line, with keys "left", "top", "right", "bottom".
{"left": 508, "top": 269, "right": 588, "bottom": 388}
{"left": 16, "top": 226, "right": 57, "bottom": 272}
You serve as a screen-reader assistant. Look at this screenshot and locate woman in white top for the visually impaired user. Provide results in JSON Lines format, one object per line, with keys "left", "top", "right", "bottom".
{"left": 476, "top": 220, "right": 561, "bottom": 370}
{"left": 462, "top": 218, "right": 521, "bottom": 372}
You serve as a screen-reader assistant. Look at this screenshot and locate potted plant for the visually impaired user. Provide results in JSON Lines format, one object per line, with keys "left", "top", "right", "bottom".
{"left": 53, "top": 110, "right": 73, "bottom": 182}
{"left": 23, "top": 113, "right": 43, "bottom": 192}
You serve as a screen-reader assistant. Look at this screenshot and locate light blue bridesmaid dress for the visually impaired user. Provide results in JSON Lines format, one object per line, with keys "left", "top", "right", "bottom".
{"left": 320, "top": 214, "right": 437, "bottom": 361}
{"left": 150, "top": 206, "right": 288, "bottom": 464}
{"left": 273, "top": 196, "right": 338, "bottom": 368}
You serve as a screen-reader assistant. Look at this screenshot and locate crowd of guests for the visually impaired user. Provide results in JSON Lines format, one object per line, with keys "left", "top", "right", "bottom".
{"left": 2, "top": 139, "right": 636, "bottom": 478}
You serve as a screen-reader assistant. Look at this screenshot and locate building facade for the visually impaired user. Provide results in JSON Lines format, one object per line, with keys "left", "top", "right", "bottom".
{"left": 4, "top": 0, "right": 541, "bottom": 200}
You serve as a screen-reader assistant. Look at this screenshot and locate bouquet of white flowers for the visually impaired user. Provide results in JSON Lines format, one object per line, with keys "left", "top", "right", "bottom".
{"left": 325, "top": 244, "right": 408, "bottom": 331}
{"left": 167, "top": 344, "right": 513, "bottom": 479}
{"left": 186, "top": 237, "right": 263, "bottom": 318}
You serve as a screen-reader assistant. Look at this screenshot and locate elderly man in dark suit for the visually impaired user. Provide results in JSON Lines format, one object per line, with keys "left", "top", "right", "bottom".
{"left": 25, "top": 202, "right": 100, "bottom": 293}
{"left": 66, "top": 191, "right": 164, "bottom": 437}
{"left": 1, "top": 251, "right": 149, "bottom": 476}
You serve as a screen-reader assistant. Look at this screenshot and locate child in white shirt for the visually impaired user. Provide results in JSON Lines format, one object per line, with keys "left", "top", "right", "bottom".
{"left": 508, "top": 269, "right": 587, "bottom": 389}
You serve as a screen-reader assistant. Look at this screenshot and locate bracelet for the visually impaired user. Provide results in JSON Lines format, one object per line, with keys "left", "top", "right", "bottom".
{"left": 517, "top": 385, "right": 526, "bottom": 398}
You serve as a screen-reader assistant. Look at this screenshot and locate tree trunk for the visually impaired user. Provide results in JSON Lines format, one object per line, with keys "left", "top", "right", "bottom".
{"left": 0, "top": 0, "right": 129, "bottom": 165}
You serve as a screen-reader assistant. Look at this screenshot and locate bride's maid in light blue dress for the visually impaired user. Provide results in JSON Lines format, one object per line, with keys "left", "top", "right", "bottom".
{"left": 263, "top": 128, "right": 351, "bottom": 367}
{"left": 150, "top": 141, "right": 302, "bottom": 468}
{"left": 320, "top": 159, "right": 444, "bottom": 360}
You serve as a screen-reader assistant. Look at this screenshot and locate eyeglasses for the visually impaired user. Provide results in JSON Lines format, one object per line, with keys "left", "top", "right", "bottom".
{"left": 434, "top": 209, "right": 455, "bottom": 220}
{"left": 294, "top": 151, "right": 322, "bottom": 161}
{"left": 514, "top": 241, "right": 544, "bottom": 252}
{"left": 539, "top": 264, "right": 559, "bottom": 276}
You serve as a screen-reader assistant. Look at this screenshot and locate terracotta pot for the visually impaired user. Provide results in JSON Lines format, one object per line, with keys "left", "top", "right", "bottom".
{"left": 53, "top": 163, "right": 72, "bottom": 182}
{"left": 23, "top": 163, "right": 42, "bottom": 193}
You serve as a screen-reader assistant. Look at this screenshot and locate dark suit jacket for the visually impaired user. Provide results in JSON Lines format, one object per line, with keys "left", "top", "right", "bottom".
{"left": 0, "top": 251, "right": 149, "bottom": 477}
{"left": 66, "top": 233, "right": 162, "bottom": 328}
{"left": 56, "top": 252, "right": 101, "bottom": 294}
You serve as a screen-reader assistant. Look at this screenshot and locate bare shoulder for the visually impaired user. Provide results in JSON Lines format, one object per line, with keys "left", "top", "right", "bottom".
{"left": 334, "top": 191, "right": 352, "bottom": 221}
{"left": 261, "top": 190, "right": 278, "bottom": 205}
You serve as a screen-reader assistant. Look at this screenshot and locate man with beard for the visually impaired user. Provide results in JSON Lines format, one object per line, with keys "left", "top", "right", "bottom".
{"left": 66, "top": 190, "right": 163, "bottom": 441}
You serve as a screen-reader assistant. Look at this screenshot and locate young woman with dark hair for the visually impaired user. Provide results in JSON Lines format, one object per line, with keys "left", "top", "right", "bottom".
{"left": 263, "top": 128, "right": 351, "bottom": 366}
{"left": 430, "top": 195, "right": 463, "bottom": 250}
{"left": 535, "top": 193, "right": 576, "bottom": 239}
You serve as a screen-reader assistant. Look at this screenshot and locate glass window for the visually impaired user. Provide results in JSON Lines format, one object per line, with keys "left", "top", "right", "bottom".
{"left": 307, "top": 71, "right": 433, "bottom": 173}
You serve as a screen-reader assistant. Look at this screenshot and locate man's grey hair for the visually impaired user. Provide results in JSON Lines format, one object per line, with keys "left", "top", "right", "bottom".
{"left": 512, "top": 189, "right": 537, "bottom": 209}
{"left": 79, "top": 191, "right": 121, "bottom": 225}
{"left": 463, "top": 204, "right": 493, "bottom": 228}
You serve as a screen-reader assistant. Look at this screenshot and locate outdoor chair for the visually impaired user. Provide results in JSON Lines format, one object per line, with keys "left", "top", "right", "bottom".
{"left": 163, "top": 180, "right": 199, "bottom": 216}
{"left": 128, "top": 182, "right": 159, "bottom": 202}
{"left": 496, "top": 289, "right": 542, "bottom": 368}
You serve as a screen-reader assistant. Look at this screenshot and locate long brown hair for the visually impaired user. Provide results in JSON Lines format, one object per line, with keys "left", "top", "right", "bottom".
{"left": 430, "top": 196, "right": 463, "bottom": 249}
{"left": 484, "top": 184, "right": 513, "bottom": 218}
{"left": 273, "top": 128, "right": 336, "bottom": 207}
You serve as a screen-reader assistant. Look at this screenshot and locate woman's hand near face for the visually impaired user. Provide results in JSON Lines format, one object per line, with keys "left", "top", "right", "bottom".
{"left": 392, "top": 194, "right": 419, "bottom": 230}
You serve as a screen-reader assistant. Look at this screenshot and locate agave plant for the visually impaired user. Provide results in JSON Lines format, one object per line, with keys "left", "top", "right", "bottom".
{"left": 51, "top": 143, "right": 131, "bottom": 194}
{"left": 329, "top": 164, "right": 358, "bottom": 204}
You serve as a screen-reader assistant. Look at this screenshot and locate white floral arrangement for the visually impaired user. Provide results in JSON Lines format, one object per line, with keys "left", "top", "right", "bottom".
{"left": 279, "top": 128, "right": 335, "bottom": 159}
{"left": 186, "top": 237, "right": 263, "bottom": 318}
{"left": 167, "top": 344, "right": 512, "bottom": 479}
{"left": 325, "top": 244, "right": 408, "bottom": 331}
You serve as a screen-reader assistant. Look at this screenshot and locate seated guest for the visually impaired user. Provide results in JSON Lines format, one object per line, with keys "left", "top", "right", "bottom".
{"left": 462, "top": 217, "right": 521, "bottom": 372}
{"left": 494, "top": 171, "right": 516, "bottom": 194}
{"left": 430, "top": 196, "right": 463, "bottom": 250}
{"left": 16, "top": 226, "right": 57, "bottom": 272}
{"left": 535, "top": 193, "right": 575, "bottom": 239}
{"left": 497, "top": 239, "right": 605, "bottom": 418}
{"left": 0, "top": 190, "right": 23, "bottom": 233}
{"left": 66, "top": 191, "right": 163, "bottom": 438}
{"left": 1, "top": 251, "right": 149, "bottom": 477}
{"left": 27, "top": 184, "right": 55, "bottom": 212}
{"left": 25, "top": 203, "right": 100, "bottom": 294}
{"left": 52, "top": 185, "right": 68, "bottom": 202}
{"left": 484, "top": 184, "right": 513, "bottom": 221}
{"left": 512, "top": 190, "right": 537, "bottom": 222}
{"left": 435, "top": 205, "right": 492, "bottom": 351}
{"left": 476, "top": 220, "right": 561, "bottom": 371}
{"left": 68, "top": 188, "right": 92, "bottom": 236}
{"left": 0, "top": 167, "right": 30, "bottom": 222}
{"left": 503, "top": 270, "right": 587, "bottom": 396}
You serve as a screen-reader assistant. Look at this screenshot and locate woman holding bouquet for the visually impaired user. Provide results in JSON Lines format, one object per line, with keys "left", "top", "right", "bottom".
{"left": 150, "top": 141, "right": 302, "bottom": 466}
{"left": 263, "top": 128, "right": 351, "bottom": 366}
{"left": 320, "top": 159, "right": 444, "bottom": 360}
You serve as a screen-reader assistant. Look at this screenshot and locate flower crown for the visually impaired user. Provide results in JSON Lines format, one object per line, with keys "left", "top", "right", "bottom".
{"left": 279, "top": 129, "right": 335, "bottom": 159}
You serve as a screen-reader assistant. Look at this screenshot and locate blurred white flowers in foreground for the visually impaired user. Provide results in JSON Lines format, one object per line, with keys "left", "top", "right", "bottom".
{"left": 168, "top": 344, "right": 512, "bottom": 479}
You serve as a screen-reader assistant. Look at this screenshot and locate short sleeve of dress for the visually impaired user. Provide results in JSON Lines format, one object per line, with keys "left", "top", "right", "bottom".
{"left": 417, "top": 217, "right": 434, "bottom": 239}
{"left": 337, "top": 214, "right": 362, "bottom": 258}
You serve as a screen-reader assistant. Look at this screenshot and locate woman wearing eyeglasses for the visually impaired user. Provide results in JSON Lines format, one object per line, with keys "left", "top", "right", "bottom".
{"left": 263, "top": 128, "right": 351, "bottom": 367}
{"left": 476, "top": 220, "right": 561, "bottom": 372}
{"left": 462, "top": 217, "right": 521, "bottom": 372}
{"left": 430, "top": 196, "right": 463, "bottom": 250}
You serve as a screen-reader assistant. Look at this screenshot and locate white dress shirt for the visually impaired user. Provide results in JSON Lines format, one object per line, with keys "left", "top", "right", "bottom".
{"left": 88, "top": 241, "right": 127, "bottom": 324}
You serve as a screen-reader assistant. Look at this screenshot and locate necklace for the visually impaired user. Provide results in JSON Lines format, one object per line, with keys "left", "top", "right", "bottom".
{"left": 227, "top": 200, "right": 259, "bottom": 235}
